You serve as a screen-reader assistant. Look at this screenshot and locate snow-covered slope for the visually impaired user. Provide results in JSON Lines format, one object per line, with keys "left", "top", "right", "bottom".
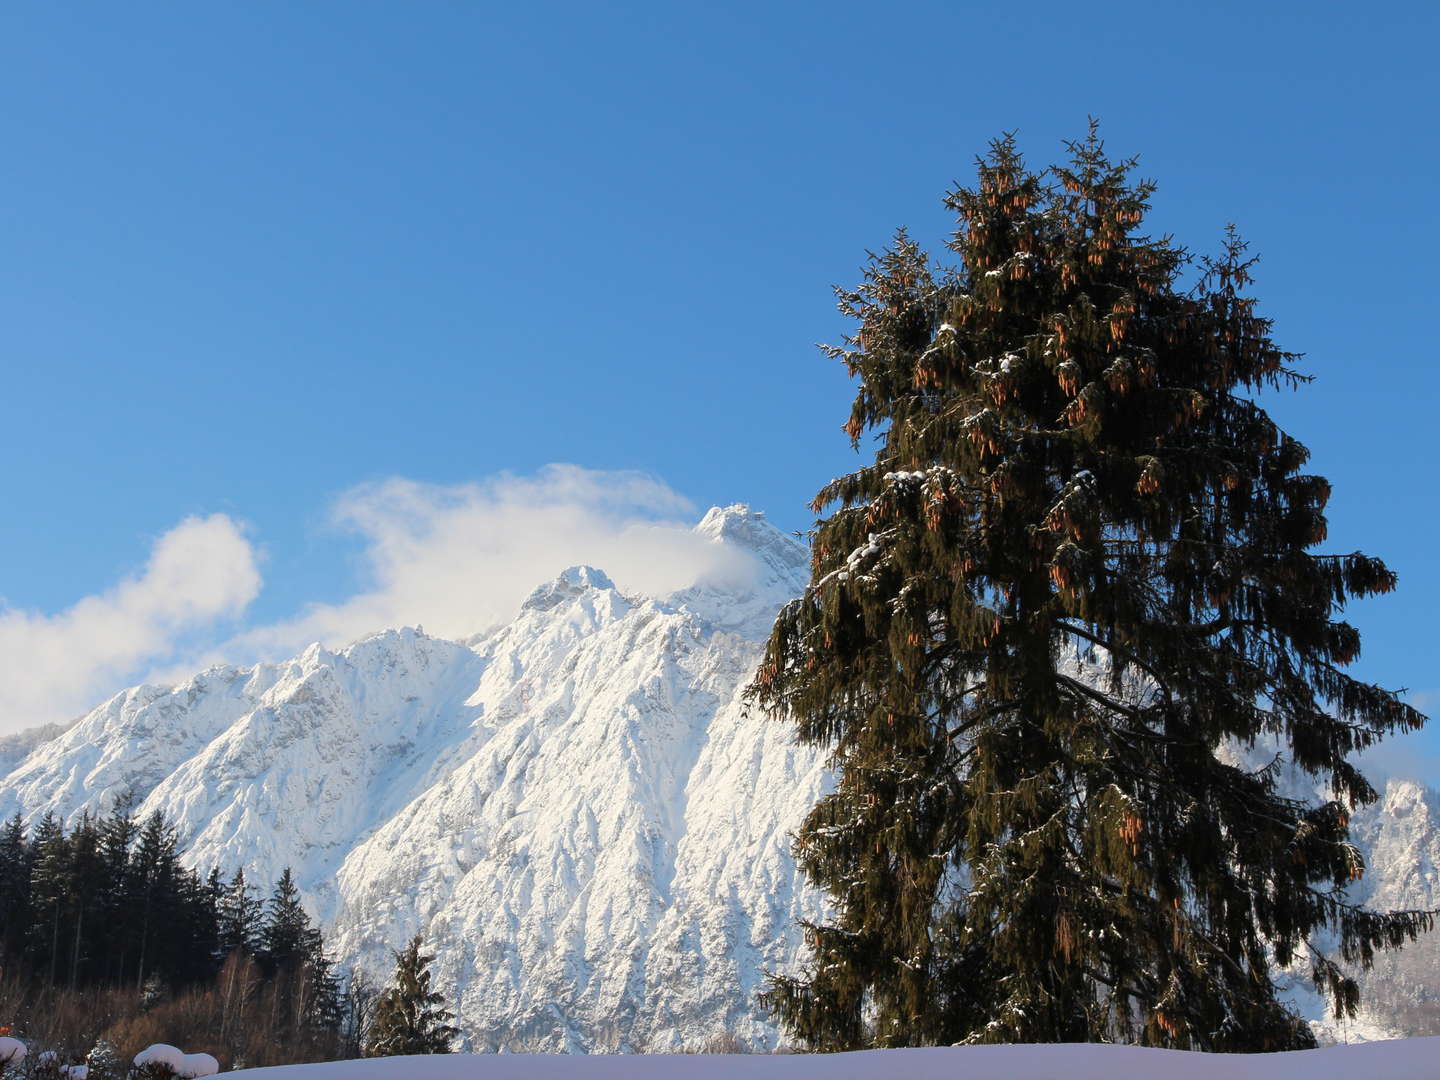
{"left": 1325, "top": 778, "right": 1440, "bottom": 1039}
{"left": 0, "top": 506, "right": 829, "bottom": 1051}
{"left": 0, "top": 719, "right": 70, "bottom": 778}
{"left": 1, "top": 504, "right": 1436, "bottom": 1047}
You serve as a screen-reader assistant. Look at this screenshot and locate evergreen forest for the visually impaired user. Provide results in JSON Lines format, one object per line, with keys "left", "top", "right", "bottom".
{"left": 0, "top": 803, "right": 367, "bottom": 1071}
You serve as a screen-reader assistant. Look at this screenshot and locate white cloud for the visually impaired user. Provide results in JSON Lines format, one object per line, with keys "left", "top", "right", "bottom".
{"left": 227, "top": 464, "right": 752, "bottom": 658}
{"left": 0, "top": 515, "right": 261, "bottom": 735}
{"left": 1, "top": 468, "right": 755, "bottom": 734}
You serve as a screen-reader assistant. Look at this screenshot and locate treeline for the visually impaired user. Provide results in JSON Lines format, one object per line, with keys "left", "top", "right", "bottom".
{"left": 0, "top": 802, "right": 369, "bottom": 1069}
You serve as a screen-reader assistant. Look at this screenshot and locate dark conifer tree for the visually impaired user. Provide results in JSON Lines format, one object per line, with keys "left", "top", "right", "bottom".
{"left": 0, "top": 812, "right": 28, "bottom": 962}
{"left": 127, "top": 810, "right": 181, "bottom": 990}
{"left": 26, "top": 812, "right": 69, "bottom": 983}
{"left": 65, "top": 811, "right": 105, "bottom": 985}
{"left": 258, "top": 867, "right": 341, "bottom": 1036}
{"left": 258, "top": 867, "right": 317, "bottom": 975}
{"left": 0, "top": 800, "right": 341, "bottom": 1054}
{"left": 206, "top": 866, "right": 227, "bottom": 959}
{"left": 218, "top": 867, "right": 263, "bottom": 960}
{"left": 306, "top": 944, "right": 344, "bottom": 1033}
{"left": 363, "top": 935, "right": 458, "bottom": 1057}
{"left": 85, "top": 1038, "right": 124, "bottom": 1080}
{"left": 750, "top": 126, "right": 1431, "bottom": 1052}
{"left": 97, "top": 797, "right": 137, "bottom": 982}
{"left": 172, "top": 864, "right": 221, "bottom": 985}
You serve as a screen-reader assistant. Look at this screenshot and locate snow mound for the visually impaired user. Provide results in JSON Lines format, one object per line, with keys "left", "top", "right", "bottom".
{"left": 223, "top": 1041, "right": 1440, "bottom": 1080}
{"left": 181, "top": 1052, "right": 221, "bottom": 1077}
{"left": 134, "top": 1044, "right": 186, "bottom": 1070}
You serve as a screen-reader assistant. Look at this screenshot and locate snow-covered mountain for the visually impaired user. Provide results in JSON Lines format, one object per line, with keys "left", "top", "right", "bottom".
{"left": 0, "top": 506, "right": 829, "bottom": 1052}
{"left": 1, "top": 504, "right": 1436, "bottom": 1047}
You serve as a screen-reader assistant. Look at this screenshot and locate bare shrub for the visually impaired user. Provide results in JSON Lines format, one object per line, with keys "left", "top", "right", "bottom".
{"left": 698, "top": 1031, "right": 750, "bottom": 1054}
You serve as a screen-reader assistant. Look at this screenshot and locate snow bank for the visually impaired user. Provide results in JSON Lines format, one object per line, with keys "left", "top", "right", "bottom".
{"left": 0, "top": 1036, "right": 24, "bottom": 1064}
{"left": 223, "top": 1041, "right": 1440, "bottom": 1080}
{"left": 131, "top": 1043, "right": 220, "bottom": 1077}
{"left": 180, "top": 1052, "right": 221, "bottom": 1077}
{"left": 134, "top": 1043, "right": 187, "bottom": 1071}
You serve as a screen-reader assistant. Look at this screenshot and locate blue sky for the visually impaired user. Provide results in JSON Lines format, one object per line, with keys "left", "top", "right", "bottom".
{"left": 1, "top": 2, "right": 1436, "bottom": 775}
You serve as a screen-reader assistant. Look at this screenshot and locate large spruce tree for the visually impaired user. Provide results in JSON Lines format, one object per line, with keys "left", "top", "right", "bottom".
{"left": 750, "top": 127, "right": 1431, "bottom": 1052}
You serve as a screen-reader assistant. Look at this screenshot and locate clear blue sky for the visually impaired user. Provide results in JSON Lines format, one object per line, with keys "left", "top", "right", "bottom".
{"left": 1, "top": 2, "right": 1437, "bottom": 772}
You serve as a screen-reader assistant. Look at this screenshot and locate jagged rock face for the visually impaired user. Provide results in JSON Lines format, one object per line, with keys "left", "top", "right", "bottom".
{"left": 1337, "top": 780, "right": 1440, "bottom": 1038}
{"left": 0, "top": 720, "right": 71, "bottom": 779}
{"left": 1, "top": 504, "right": 1436, "bottom": 1047}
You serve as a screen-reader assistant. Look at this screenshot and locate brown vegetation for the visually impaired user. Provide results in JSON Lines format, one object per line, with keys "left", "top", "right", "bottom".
{"left": 0, "top": 952, "right": 372, "bottom": 1073}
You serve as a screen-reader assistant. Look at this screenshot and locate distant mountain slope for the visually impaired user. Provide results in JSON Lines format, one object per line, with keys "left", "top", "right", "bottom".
{"left": 1325, "top": 777, "right": 1440, "bottom": 1039}
{"left": 0, "top": 719, "right": 71, "bottom": 777}
{"left": 1, "top": 505, "right": 1434, "bottom": 1047}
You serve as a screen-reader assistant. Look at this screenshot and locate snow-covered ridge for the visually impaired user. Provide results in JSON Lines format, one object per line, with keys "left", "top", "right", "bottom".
{"left": 0, "top": 506, "right": 830, "bottom": 1051}
{"left": 0, "top": 718, "right": 72, "bottom": 778}
{"left": 1, "top": 504, "right": 1436, "bottom": 1046}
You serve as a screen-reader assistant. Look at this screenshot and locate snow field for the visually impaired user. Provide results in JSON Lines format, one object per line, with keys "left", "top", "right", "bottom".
{"left": 225, "top": 1042, "right": 1440, "bottom": 1080}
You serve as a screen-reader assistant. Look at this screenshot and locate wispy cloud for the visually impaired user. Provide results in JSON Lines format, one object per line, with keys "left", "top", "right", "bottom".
{"left": 1, "top": 467, "right": 751, "bottom": 735}
{"left": 218, "top": 464, "right": 752, "bottom": 660}
{"left": 0, "top": 515, "right": 261, "bottom": 735}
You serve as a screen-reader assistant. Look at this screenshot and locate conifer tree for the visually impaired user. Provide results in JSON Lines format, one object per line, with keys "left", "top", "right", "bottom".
{"left": 217, "top": 867, "right": 263, "bottom": 959}
{"left": 173, "top": 863, "right": 221, "bottom": 985}
{"left": 0, "top": 813, "right": 28, "bottom": 963}
{"left": 258, "top": 867, "right": 318, "bottom": 975}
{"left": 363, "top": 936, "right": 458, "bottom": 1057}
{"left": 26, "top": 812, "right": 69, "bottom": 983}
{"left": 96, "top": 797, "right": 136, "bottom": 982}
{"left": 85, "top": 1038, "right": 124, "bottom": 1080}
{"left": 257, "top": 867, "right": 341, "bottom": 1036}
{"left": 127, "top": 811, "right": 180, "bottom": 990}
{"left": 750, "top": 126, "right": 1432, "bottom": 1052}
{"left": 305, "top": 944, "right": 344, "bottom": 1033}
{"left": 65, "top": 812, "right": 105, "bottom": 985}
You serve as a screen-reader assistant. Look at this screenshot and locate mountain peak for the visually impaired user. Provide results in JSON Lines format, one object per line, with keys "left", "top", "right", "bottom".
{"left": 696, "top": 504, "right": 770, "bottom": 543}
{"left": 521, "top": 564, "right": 618, "bottom": 611}
{"left": 694, "top": 505, "right": 807, "bottom": 574}
{"left": 659, "top": 507, "right": 809, "bottom": 640}
{"left": 558, "top": 565, "right": 615, "bottom": 590}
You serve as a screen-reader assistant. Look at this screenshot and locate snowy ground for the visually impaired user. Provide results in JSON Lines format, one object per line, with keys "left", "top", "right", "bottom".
{"left": 227, "top": 1041, "right": 1440, "bottom": 1079}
